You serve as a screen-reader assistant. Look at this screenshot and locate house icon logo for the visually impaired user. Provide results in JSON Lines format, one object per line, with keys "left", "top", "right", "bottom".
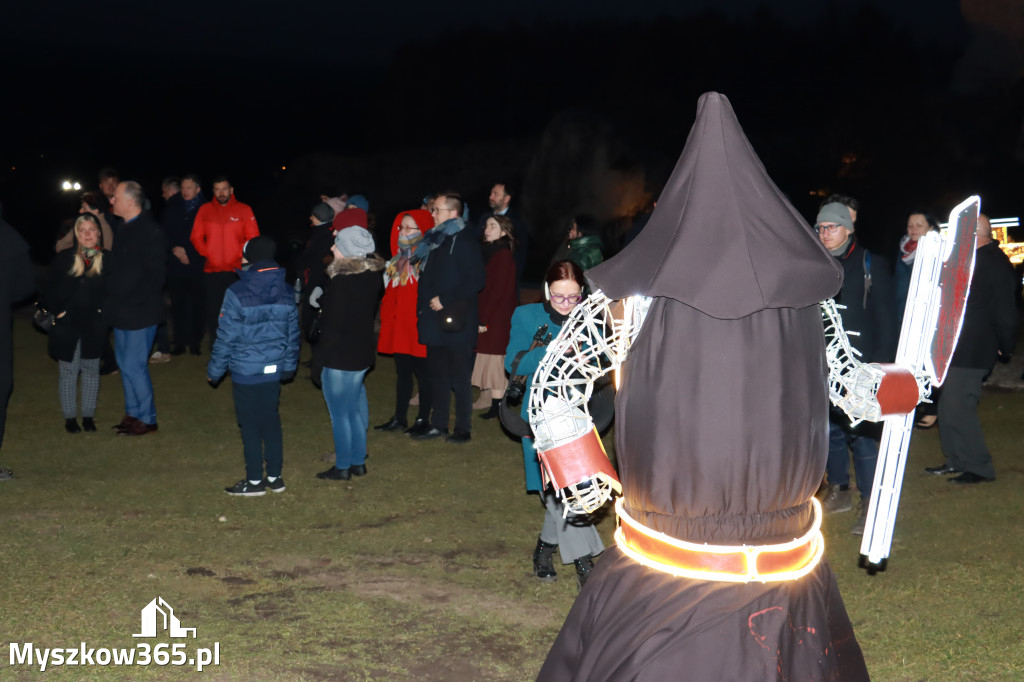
{"left": 133, "top": 597, "right": 197, "bottom": 638}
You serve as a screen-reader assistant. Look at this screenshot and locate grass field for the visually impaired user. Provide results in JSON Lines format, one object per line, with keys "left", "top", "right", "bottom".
{"left": 1, "top": 311, "right": 1022, "bottom": 681}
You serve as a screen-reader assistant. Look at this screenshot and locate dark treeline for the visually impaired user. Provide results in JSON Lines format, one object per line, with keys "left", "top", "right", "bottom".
{"left": 2, "top": 5, "right": 1021, "bottom": 272}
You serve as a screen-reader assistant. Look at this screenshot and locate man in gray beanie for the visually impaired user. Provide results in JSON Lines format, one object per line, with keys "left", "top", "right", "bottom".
{"left": 815, "top": 197, "right": 896, "bottom": 533}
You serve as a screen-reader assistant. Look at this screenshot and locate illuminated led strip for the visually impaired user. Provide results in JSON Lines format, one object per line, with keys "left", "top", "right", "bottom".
{"left": 614, "top": 498, "right": 824, "bottom": 583}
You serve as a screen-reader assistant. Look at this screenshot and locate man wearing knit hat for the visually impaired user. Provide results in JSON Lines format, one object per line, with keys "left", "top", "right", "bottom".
{"left": 209, "top": 234, "right": 300, "bottom": 496}
{"left": 297, "top": 202, "right": 337, "bottom": 337}
{"left": 815, "top": 199, "right": 896, "bottom": 533}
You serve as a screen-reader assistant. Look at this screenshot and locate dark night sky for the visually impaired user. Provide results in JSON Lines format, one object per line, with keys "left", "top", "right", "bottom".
{"left": 4, "top": 0, "right": 1017, "bottom": 261}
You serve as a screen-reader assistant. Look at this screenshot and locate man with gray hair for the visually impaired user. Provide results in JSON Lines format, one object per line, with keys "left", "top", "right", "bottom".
{"left": 105, "top": 181, "right": 168, "bottom": 436}
{"left": 928, "top": 214, "right": 1018, "bottom": 484}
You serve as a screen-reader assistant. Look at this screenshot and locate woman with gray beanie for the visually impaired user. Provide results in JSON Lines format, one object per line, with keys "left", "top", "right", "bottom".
{"left": 313, "top": 227, "right": 385, "bottom": 481}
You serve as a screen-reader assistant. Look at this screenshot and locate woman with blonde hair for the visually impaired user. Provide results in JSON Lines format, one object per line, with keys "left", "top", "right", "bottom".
{"left": 41, "top": 214, "right": 109, "bottom": 432}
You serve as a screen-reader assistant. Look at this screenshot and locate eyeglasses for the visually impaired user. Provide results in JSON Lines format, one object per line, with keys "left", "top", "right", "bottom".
{"left": 430, "top": 206, "right": 454, "bottom": 214}
{"left": 815, "top": 223, "right": 844, "bottom": 234}
{"left": 550, "top": 293, "right": 583, "bottom": 305}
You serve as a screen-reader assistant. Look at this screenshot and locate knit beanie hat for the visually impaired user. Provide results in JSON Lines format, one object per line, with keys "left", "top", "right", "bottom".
{"left": 243, "top": 235, "right": 276, "bottom": 263}
{"left": 334, "top": 226, "right": 375, "bottom": 258}
{"left": 815, "top": 202, "right": 854, "bottom": 232}
{"left": 346, "top": 194, "right": 369, "bottom": 212}
{"left": 311, "top": 202, "right": 335, "bottom": 224}
{"left": 333, "top": 206, "right": 368, "bottom": 232}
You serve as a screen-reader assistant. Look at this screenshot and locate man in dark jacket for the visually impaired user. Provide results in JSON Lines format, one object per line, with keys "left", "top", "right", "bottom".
{"left": 929, "top": 214, "right": 1018, "bottom": 484}
{"left": 816, "top": 200, "right": 896, "bottom": 534}
{"left": 0, "top": 201, "right": 36, "bottom": 479}
{"left": 162, "top": 174, "right": 205, "bottom": 355}
{"left": 411, "top": 192, "right": 486, "bottom": 443}
{"left": 208, "top": 236, "right": 300, "bottom": 496}
{"left": 105, "top": 181, "right": 168, "bottom": 436}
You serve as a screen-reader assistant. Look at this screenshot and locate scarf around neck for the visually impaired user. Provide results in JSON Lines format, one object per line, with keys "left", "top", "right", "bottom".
{"left": 384, "top": 231, "right": 424, "bottom": 287}
{"left": 411, "top": 217, "right": 464, "bottom": 269}
{"left": 899, "top": 234, "right": 918, "bottom": 265}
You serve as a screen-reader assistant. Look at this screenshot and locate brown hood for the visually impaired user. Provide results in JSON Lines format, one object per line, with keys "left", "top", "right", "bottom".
{"left": 587, "top": 92, "right": 842, "bottom": 318}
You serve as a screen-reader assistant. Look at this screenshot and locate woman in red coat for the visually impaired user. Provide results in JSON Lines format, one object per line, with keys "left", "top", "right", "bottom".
{"left": 473, "top": 215, "right": 518, "bottom": 419}
{"left": 375, "top": 209, "right": 434, "bottom": 432}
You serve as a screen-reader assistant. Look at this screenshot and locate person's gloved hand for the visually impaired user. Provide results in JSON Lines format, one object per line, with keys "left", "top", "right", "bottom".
{"left": 309, "top": 287, "right": 324, "bottom": 308}
{"left": 207, "top": 376, "right": 222, "bottom": 389}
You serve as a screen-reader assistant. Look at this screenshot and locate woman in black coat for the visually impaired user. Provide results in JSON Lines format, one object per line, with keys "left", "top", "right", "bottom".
{"left": 41, "top": 214, "right": 108, "bottom": 433}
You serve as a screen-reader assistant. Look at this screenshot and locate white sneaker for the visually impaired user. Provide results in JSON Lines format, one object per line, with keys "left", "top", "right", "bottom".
{"left": 149, "top": 351, "right": 171, "bottom": 364}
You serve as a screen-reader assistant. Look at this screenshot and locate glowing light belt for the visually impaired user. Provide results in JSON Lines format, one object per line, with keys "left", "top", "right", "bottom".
{"left": 614, "top": 498, "right": 825, "bottom": 583}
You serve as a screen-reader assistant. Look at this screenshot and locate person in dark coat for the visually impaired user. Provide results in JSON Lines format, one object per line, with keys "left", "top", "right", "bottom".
{"left": 41, "top": 214, "right": 109, "bottom": 433}
{"left": 472, "top": 215, "right": 518, "bottom": 419}
{"left": 408, "top": 192, "right": 486, "bottom": 444}
{"left": 313, "top": 227, "right": 385, "bottom": 481}
{"left": 208, "top": 236, "right": 300, "bottom": 497}
{"left": 550, "top": 214, "right": 604, "bottom": 271}
{"left": 104, "top": 182, "right": 168, "bottom": 436}
{"left": 162, "top": 174, "right": 205, "bottom": 355}
{"left": 815, "top": 200, "right": 897, "bottom": 533}
{"left": 537, "top": 93, "right": 868, "bottom": 682}
{"left": 297, "top": 201, "right": 336, "bottom": 338}
{"left": 928, "top": 214, "right": 1018, "bottom": 484}
{"left": 0, "top": 200, "right": 37, "bottom": 479}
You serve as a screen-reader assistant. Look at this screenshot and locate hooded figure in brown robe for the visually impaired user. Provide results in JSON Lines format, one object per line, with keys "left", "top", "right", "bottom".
{"left": 537, "top": 93, "right": 870, "bottom": 681}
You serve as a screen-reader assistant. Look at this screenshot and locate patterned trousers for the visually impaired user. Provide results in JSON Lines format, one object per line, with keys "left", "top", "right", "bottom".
{"left": 59, "top": 341, "right": 100, "bottom": 419}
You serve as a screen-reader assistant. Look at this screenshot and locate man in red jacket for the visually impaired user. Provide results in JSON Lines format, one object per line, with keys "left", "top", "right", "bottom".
{"left": 190, "top": 176, "right": 259, "bottom": 350}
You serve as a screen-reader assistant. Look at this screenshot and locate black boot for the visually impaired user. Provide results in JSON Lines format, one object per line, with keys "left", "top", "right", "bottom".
{"left": 81, "top": 417, "right": 97, "bottom": 432}
{"left": 574, "top": 554, "right": 594, "bottom": 591}
{"left": 479, "top": 398, "right": 501, "bottom": 420}
{"left": 532, "top": 538, "right": 558, "bottom": 580}
{"left": 65, "top": 418, "right": 82, "bottom": 434}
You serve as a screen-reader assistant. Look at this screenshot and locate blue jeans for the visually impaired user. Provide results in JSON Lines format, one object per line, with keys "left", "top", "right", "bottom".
{"left": 114, "top": 326, "right": 157, "bottom": 424}
{"left": 321, "top": 368, "right": 368, "bottom": 470}
{"left": 232, "top": 381, "right": 283, "bottom": 482}
{"left": 826, "top": 419, "right": 878, "bottom": 501}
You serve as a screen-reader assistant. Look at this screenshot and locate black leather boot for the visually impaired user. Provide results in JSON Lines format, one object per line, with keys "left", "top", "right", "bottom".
{"left": 574, "top": 554, "right": 594, "bottom": 591}
{"left": 65, "top": 418, "right": 82, "bottom": 434}
{"left": 532, "top": 538, "right": 558, "bottom": 580}
{"left": 479, "top": 399, "right": 501, "bottom": 420}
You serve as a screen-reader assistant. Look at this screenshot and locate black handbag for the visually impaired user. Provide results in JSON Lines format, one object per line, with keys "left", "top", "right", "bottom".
{"left": 499, "top": 324, "right": 551, "bottom": 437}
{"left": 498, "top": 325, "right": 617, "bottom": 439}
{"left": 437, "top": 300, "right": 467, "bottom": 333}
{"left": 306, "top": 307, "right": 323, "bottom": 344}
{"left": 32, "top": 304, "right": 56, "bottom": 333}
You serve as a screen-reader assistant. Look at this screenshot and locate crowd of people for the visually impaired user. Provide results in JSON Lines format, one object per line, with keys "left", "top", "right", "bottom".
{"left": 0, "top": 166, "right": 1018, "bottom": 593}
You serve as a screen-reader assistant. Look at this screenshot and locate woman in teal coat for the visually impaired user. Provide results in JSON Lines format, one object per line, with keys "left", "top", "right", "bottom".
{"left": 506, "top": 260, "right": 604, "bottom": 589}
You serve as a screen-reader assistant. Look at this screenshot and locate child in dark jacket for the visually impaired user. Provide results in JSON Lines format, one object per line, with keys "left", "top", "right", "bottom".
{"left": 208, "top": 236, "right": 300, "bottom": 496}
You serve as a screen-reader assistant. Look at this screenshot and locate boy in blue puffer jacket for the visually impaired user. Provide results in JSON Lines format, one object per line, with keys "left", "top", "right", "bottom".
{"left": 208, "top": 236, "right": 300, "bottom": 496}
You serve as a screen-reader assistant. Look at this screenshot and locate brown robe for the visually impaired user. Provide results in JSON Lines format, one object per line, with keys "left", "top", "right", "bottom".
{"left": 538, "top": 93, "right": 869, "bottom": 681}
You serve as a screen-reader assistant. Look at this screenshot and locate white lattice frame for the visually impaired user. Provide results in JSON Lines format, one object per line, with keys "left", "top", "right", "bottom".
{"left": 822, "top": 298, "right": 932, "bottom": 426}
{"left": 527, "top": 291, "right": 650, "bottom": 514}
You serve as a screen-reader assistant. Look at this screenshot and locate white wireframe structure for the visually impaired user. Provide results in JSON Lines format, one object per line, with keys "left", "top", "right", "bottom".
{"left": 528, "top": 196, "right": 979, "bottom": 570}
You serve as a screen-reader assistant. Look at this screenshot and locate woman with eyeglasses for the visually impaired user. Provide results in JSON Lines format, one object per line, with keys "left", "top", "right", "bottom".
{"left": 472, "top": 215, "right": 518, "bottom": 419}
{"left": 41, "top": 214, "right": 109, "bottom": 433}
{"left": 505, "top": 259, "right": 604, "bottom": 590}
{"left": 375, "top": 209, "right": 434, "bottom": 433}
